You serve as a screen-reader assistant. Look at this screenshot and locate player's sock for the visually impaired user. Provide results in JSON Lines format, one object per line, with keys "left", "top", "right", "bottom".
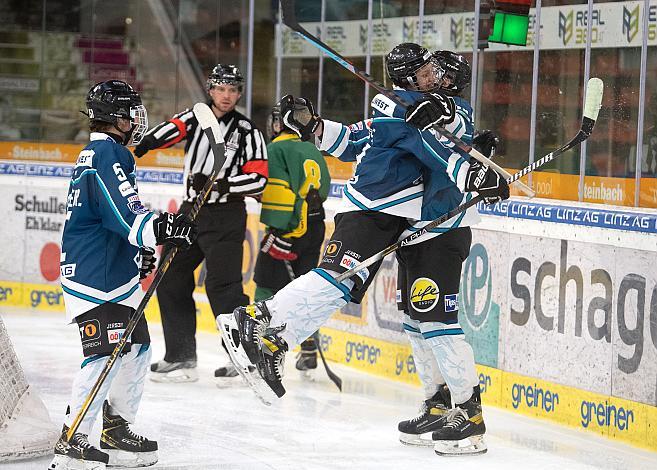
{"left": 432, "top": 386, "right": 487, "bottom": 456}
{"left": 403, "top": 315, "right": 446, "bottom": 399}
{"left": 149, "top": 359, "right": 198, "bottom": 383}
{"left": 398, "top": 384, "right": 451, "bottom": 447}
{"left": 100, "top": 401, "right": 158, "bottom": 467}
{"left": 295, "top": 336, "right": 318, "bottom": 371}
{"left": 50, "top": 424, "right": 109, "bottom": 470}
{"left": 267, "top": 268, "right": 352, "bottom": 348}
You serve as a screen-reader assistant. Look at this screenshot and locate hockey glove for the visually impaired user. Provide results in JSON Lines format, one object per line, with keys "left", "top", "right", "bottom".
{"left": 260, "top": 230, "right": 298, "bottom": 261}
{"left": 280, "top": 94, "right": 322, "bottom": 141}
{"left": 153, "top": 212, "right": 197, "bottom": 249}
{"left": 139, "top": 247, "right": 157, "bottom": 280}
{"left": 464, "top": 160, "right": 510, "bottom": 205}
{"left": 472, "top": 130, "right": 499, "bottom": 158}
{"left": 404, "top": 92, "right": 456, "bottom": 131}
{"left": 133, "top": 134, "right": 155, "bottom": 158}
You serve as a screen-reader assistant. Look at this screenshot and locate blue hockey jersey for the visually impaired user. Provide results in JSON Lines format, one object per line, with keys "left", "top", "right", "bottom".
{"left": 60, "top": 133, "right": 157, "bottom": 321}
{"left": 319, "top": 90, "right": 480, "bottom": 232}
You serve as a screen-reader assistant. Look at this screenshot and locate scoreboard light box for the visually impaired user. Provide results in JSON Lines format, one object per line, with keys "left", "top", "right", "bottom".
{"left": 488, "top": 11, "right": 530, "bottom": 46}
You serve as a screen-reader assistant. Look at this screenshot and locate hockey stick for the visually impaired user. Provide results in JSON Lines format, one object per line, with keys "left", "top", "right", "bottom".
{"left": 283, "top": 260, "right": 343, "bottom": 391}
{"left": 279, "top": 0, "right": 535, "bottom": 198}
{"left": 66, "top": 103, "right": 226, "bottom": 441}
{"left": 334, "top": 77, "right": 604, "bottom": 284}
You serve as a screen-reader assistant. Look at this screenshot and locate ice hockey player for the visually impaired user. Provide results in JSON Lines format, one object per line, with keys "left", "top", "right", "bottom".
{"left": 255, "top": 97, "right": 330, "bottom": 373}
{"left": 220, "top": 43, "right": 508, "bottom": 454}
{"left": 134, "top": 64, "right": 268, "bottom": 382}
{"left": 50, "top": 80, "right": 197, "bottom": 470}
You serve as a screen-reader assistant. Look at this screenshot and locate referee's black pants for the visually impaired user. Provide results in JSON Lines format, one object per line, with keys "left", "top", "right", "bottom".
{"left": 156, "top": 200, "right": 250, "bottom": 363}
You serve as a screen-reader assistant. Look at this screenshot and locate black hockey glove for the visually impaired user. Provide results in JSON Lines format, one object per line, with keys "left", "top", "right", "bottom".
{"left": 260, "top": 230, "right": 298, "bottom": 261}
{"left": 133, "top": 134, "right": 155, "bottom": 158}
{"left": 153, "top": 212, "right": 197, "bottom": 249}
{"left": 139, "top": 247, "right": 157, "bottom": 280}
{"left": 280, "top": 94, "right": 322, "bottom": 141}
{"left": 464, "top": 160, "right": 510, "bottom": 205}
{"left": 472, "top": 130, "right": 499, "bottom": 158}
{"left": 404, "top": 92, "right": 456, "bottom": 131}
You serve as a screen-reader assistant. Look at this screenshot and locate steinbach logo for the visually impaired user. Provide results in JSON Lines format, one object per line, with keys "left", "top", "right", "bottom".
{"left": 558, "top": 10, "right": 574, "bottom": 45}
{"left": 623, "top": 5, "right": 640, "bottom": 43}
{"left": 450, "top": 18, "right": 463, "bottom": 48}
{"left": 580, "top": 400, "right": 634, "bottom": 431}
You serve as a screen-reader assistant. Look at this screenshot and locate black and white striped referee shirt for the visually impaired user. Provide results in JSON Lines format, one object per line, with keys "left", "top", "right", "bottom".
{"left": 142, "top": 104, "right": 268, "bottom": 204}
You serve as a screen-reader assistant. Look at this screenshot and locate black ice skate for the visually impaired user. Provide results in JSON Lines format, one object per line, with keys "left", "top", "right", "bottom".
{"left": 100, "top": 401, "right": 158, "bottom": 467}
{"left": 432, "top": 386, "right": 487, "bottom": 456}
{"left": 257, "top": 325, "right": 288, "bottom": 398}
{"left": 217, "top": 303, "right": 280, "bottom": 405}
{"left": 398, "top": 384, "right": 451, "bottom": 447}
{"left": 235, "top": 302, "right": 273, "bottom": 364}
{"left": 149, "top": 359, "right": 198, "bottom": 383}
{"left": 295, "top": 337, "right": 318, "bottom": 372}
{"left": 49, "top": 424, "right": 109, "bottom": 470}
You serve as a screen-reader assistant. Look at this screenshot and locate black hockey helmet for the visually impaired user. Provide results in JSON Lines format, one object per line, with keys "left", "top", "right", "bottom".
{"left": 385, "top": 43, "right": 438, "bottom": 91}
{"left": 206, "top": 64, "right": 244, "bottom": 92}
{"left": 432, "top": 50, "right": 471, "bottom": 96}
{"left": 85, "top": 80, "right": 148, "bottom": 145}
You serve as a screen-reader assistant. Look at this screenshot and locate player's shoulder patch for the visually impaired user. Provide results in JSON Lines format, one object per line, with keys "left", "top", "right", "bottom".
{"left": 370, "top": 94, "right": 396, "bottom": 117}
{"left": 75, "top": 149, "right": 95, "bottom": 168}
{"left": 349, "top": 121, "right": 365, "bottom": 132}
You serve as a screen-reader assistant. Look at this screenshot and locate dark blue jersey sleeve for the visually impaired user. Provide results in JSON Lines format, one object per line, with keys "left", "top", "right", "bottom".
{"left": 93, "top": 142, "right": 157, "bottom": 247}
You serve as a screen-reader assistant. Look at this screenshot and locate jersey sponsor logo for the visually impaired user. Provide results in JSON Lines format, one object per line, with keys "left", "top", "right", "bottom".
{"left": 349, "top": 121, "right": 364, "bottom": 132}
{"left": 444, "top": 293, "right": 459, "bottom": 312}
{"left": 340, "top": 253, "right": 359, "bottom": 270}
{"left": 107, "top": 328, "right": 125, "bottom": 344}
{"left": 118, "top": 180, "right": 136, "bottom": 197}
{"left": 396, "top": 289, "right": 402, "bottom": 303}
{"left": 75, "top": 149, "right": 94, "bottom": 168}
{"left": 324, "top": 241, "right": 341, "bottom": 258}
{"left": 410, "top": 277, "right": 439, "bottom": 312}
{"left": 60, "top": 263, "right": 76, "bottom": 278}
{"left": 79, "top": 319, "right": 101, "bottom": 343}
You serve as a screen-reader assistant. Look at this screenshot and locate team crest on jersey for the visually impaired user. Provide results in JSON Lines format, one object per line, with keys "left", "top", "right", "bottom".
{"left": 410, "top": 277, "right": 439, "bottom": 312}
{"left": 349, "top": 121, "right": 364, "bottom": 132}
{"left": 127, "top": 195, "right": 148, "bottom": 214}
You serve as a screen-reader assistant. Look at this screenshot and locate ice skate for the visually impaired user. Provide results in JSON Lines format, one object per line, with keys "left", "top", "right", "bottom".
{"left": 49, "top": 425, "right": 109, "bottom": 470}
{"left": 257, "top": 326, "right": 288, "bottom": 398}
{"left": 217, "top": 306, "right": 278, "bottom": 405}
{"left": 100, "top": 401, "right": 158, "bottom": 467}
{"left": 432, "top": 387, "right": 487, "bottom": 456}
{"left": 149, "top": 359, "right": 198, "bottom": 383}
{"left": 398, "top": 385, "right": 451, "bottom": 447}
{"left": 295, "top": 337, "right": 318, "bottom": 379}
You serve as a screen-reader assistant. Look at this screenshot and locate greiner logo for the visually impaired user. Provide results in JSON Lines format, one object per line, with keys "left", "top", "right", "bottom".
{"left": 511, "top": 383, "right": 559, "bottom": 412}
{"left": 345, "top": 340, "right": 381, "bottom": 365}
{"left": 580, "top": 400, "right": 634, "bottom": 431}
{"left": 478, "top": 373, "right": 492, "bottom": 394}
{"left": 30, "top": 289, "right": 63, "bottom": 307}
{"left": 395, "top": 352, "right": 416, "bottom": 376}
{"left": 0, "top": 286, "right": 13, "bottom": 302}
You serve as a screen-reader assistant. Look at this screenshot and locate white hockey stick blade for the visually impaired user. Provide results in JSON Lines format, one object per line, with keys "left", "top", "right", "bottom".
{"left": 584, "top": 78, "right": 604, "bottom": 122}
{"left": 216, "top": 314, "right": 276, "bottom": 406}
{"left": 434, "top": 435, "right": 488, "bottom": 456}
{"left": 193, "top": 102, "right": 224, "bottom": 144}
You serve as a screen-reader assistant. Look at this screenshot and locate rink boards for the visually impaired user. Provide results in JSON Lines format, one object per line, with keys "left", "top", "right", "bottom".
{"left": 1, "top": 166, "right": 657, "bottom": 452}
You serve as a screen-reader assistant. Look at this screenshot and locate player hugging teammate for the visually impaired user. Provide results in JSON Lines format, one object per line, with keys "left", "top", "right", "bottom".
{"left": 219, "top": 42, "right": 508, "bottom": 457}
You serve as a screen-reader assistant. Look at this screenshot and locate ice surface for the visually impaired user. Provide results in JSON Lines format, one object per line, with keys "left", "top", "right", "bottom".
{"left": 2, "top": 308, "right": 657, "bottom": 470}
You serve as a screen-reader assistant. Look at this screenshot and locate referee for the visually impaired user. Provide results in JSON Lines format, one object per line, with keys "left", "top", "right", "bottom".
{"left": 135, "top": 64, "right": 268, "bottom": 382}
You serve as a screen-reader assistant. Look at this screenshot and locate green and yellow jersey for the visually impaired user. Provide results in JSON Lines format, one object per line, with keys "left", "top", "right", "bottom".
{"left": 261, "top": 132, "right": 330, "bottom": 237}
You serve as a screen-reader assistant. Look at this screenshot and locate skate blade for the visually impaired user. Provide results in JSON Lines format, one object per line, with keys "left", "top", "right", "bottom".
{"left": 105, "top": 449, "right": 158, "bottom": 467}
{"left": 399, "top": 432, "right": 435, "bottom": 447}
{"left": 149, "top": 368, "right": 198, "bottom": 383}
{"left": 217, "top": 314, "right": 278, "bottom": 406}
{"left": 434, "top": 435, "right": 487, "bottom": 456}
{"left": 49, "top": 454, "right": 107, "bottom": 470}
